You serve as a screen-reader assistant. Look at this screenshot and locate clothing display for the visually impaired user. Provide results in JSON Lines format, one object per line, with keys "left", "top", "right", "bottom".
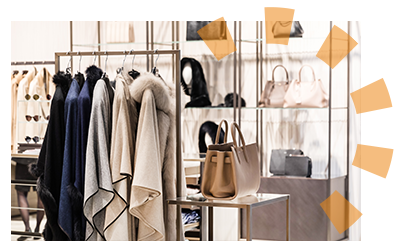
{"left": 11, "top": 71, "right": 25, "bottom": 151}
{"left": 29, "top": 71, "right": 72, "bottom": 241}
{"left": 28, "top": 58, "right": 186, "bottom": 241}
{"left": 181, "top": 209, "right": 200, "bottom": 225}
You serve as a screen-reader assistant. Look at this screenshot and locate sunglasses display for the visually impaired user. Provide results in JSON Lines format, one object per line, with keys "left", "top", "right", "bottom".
{"left": 25, "top": 136, "right": 40, "bottom": 144}
{"left": 25, "top": 115, "right": 41, "bottom": 122}
{"left": 24, "top": 94, "right": 52, "bottom": 101}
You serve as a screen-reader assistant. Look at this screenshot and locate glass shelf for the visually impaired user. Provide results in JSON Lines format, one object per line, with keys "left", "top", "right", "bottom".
{"left": 17, "top": 100, "right": 51, "bottom": 103}
{"left": 18, "top": 121, "right": 48, "bottom": 124}
{"left": 184, "top": 107, "right": 347, "bottom": 110}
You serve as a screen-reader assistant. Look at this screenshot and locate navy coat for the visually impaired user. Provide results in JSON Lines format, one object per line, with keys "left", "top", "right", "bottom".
{"left": 58, "top": 79, "right": 81, "bottom": 240}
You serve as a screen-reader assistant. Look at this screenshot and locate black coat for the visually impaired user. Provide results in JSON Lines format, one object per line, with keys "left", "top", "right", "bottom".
{"left": 30, "top": 71, "right": 71, "bottom": 241}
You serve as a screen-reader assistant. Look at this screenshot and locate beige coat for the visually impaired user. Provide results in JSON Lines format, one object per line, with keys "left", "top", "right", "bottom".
{"left": 11, "top": 72, "right": 24, "bottom": 152}
{"left": 104, "top": 70, "right": 138, "bottom": 241}
{"left": 128, "top": 72, "right": 186, "bottom": 241}
{"left": 26, "top": 67, "right": 54, "bottom": 139}
{"left": 104, "top": 71, "right": 185, "bottom": 241}
{"left": 16, "top": 67, "right": 37, "bottom": 143}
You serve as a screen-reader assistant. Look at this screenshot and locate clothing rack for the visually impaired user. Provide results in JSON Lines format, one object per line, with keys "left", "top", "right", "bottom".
{"left": 55, "top": 49, "right": 183, "bottom": 240}
{"left": 11, "top": 61, "right": 55, "bottom": 66}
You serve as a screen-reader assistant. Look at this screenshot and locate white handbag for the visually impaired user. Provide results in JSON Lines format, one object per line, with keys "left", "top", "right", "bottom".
{"left": 283, "top": 65, "right": 328, "bottom": 108}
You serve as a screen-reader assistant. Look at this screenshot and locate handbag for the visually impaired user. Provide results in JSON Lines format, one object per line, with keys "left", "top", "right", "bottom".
{"left": 270, "top": 149, "right": 303, "bottom": 175}
{"left": 258, "top": 65, "right": 290, "bottom": 107}
{"left": 186, "top": 21, "right": 227, "bottom": 41}
{"left": 201, "top": 120, "right": 260, "bottom": 200}
{"left": 285, "top": 155, "right": 312, "bottom": 177}
{"left": 283, "top": 65, "right": 329, "bottom": 108}
{"left": 272, "top": 21, "right": 304, "bottom": 38}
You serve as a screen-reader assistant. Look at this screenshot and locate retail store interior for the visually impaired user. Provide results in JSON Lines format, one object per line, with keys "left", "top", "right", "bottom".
{"left": 10, "top": 21, "right": 361, "bottom": 241}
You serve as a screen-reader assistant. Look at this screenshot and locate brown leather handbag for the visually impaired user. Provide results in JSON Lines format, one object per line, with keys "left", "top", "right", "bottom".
{"left": 258, "top": 65, "right": 290, "bottom": 107}
{"left": 201, "top": 120, "right": 260, "bottom": 200}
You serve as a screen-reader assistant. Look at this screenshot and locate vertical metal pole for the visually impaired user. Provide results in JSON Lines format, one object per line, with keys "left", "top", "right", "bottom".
{"left": 146, "top": 21, "right": 149, "bottom": 71}
{"left": 260, "top": 21, "right": 264, "bottom": 176}
{"left": 238, "top": 21, "right": 242, "bottom": 129}
{"left": 97, "top": 21, "right": 101, "bottom": 68}
{"left": 69, "top": 21, "right": 73, "bottom": 71}
{"left": 256, "top": 21, "right": 259, "bottom": 148}
{"left": 200, "top": 206, "right": 208, "bottom": 241}
{"left": 208, "top": 207, "right": 214, "bottom": 241}
{"left": 151, "top": 21, "right": 154, "bottom": 69}
{"left": 172, "top": 21, "right": 175, "bottom": 83}
{"left": 327, "top": 20, "right": 333, "bottom": 241}
{"left": 233, "top": 21, "right": 237, "bottom": 123}
{"left": 175, "top": 50, "right": 182, "bottom": 241}
{"left": 345, "top": 21, "right": 351, "bottom": 239}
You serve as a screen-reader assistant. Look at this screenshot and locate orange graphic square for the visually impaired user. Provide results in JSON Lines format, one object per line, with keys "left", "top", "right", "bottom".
{"left": 351, "top": 78, "right": 392, "bottom": 114}
{"left": 197, "top": 17, "right": 236, "bottom": 61}
{"left": 320, "top": 191, "right": 362, "bottom": 234}
{"left": 352, "top": 144, "right": 393, "bottom": 178}
{"left": 264, "top": 7, "right": 295, "bottom": 45}
{"left": 317, "top": 25, "right": 358, "bottom": 69}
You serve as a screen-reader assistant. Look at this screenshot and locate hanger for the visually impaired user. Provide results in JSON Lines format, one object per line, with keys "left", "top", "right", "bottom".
{"left": 116, "top": 50, "right": 130, "bottom": 74}
{"left": 92, "top": 51, "right": 97, "bottom": 66}
{"left": 102, "top": 51, "right": 108, "bottom": 78}
{"left": 77, "top": 51, "right": 83, "bottom": 73}
{"left": 66, "top": 51, "right": 72, "bottom": 74}
{"left": 22, "top": 70, "right": 29, "bottom": 75}
{"left": 13, "top": 70, "right": 19, "bottom": 76}
{"left": 128, "top": 49, "right": 140, "bottom": 79}
{"left": 151, "top": 49, "right": 159, "bottom": 75}
{"left": 75, "top": 51, "right": 85, "bottom": 89}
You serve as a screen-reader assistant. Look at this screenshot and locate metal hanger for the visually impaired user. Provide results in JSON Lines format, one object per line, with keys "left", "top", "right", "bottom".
{"left": 128, "top": 49, "right": 140, "bottom": 79}
{"left": 66, "top": 51, "right": 72, "bottom": 74}
{"left": 151, "top": 49, "right": 159, "bottom": 75}
{"left": 131, "top": 49, "right": 135, "bottom": 69}
{"left": 92, "top": 51, "right": 97, "bottom": 65}
{"left": 78, "top": 51, "right": 82, "bottom": 73}
{"left": 103, "top": 51, "right": 108, "bottom": 78}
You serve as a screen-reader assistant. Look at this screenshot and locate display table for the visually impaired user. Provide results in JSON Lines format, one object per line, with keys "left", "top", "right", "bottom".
{"left": 167, "top": 193, "right": 290, "bottom": 241}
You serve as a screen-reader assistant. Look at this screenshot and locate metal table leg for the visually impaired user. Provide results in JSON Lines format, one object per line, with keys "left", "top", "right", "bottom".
{"left": 200, "top": 206, "right": 208, "bottom": 241}
{"left": 246, "top": 205, "right": 252, "bottom": 241}
{"left": 209, "top": 206, "right": 213, "bottom": 241}
{"left": 286, "top": 196, "right": 290, "bottom": 241}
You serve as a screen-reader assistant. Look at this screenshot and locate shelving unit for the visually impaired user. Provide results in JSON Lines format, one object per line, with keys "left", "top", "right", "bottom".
{"left": 64, "top": 21, "right": 358, "bottom": 241}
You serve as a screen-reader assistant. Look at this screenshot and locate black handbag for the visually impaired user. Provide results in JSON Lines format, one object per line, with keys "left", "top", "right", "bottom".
{"left": 270, "top": 149, "right": 303, "bottom": 175}
{"left": 186, "top": 21, "right": 227, "bottom": 41}
{"left": 285, "top": 155, "right": 312, "bottom": 177}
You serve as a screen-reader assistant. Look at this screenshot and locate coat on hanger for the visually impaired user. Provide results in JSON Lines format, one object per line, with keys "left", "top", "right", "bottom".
{"left": 11, "top": 71, "right": 24, "bottom": 152}
{"left": 58, "top": 79, "right": 81, "bottom": 241}
{"left": 29, "top": 71, "right": 71, "bottom": 241}
{"left": 128, "top": 72, "right": 186, "bottom": 241}
{"left": 104, "top": 69, "right": 138, "bottom": 241}
{"left": 83, "top": 77, "right": 115, "bottom": 241}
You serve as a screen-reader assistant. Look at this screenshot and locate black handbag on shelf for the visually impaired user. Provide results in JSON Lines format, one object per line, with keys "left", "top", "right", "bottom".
{"left": 270, "top": 149, "right": 303, "bottom": 175}
{"left": 285, "top": 155, "right": 312, "bottom": 177}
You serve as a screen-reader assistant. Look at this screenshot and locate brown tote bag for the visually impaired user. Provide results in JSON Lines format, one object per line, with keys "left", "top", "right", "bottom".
{"left": 201, "top": 120, "right": 260, "bottom": 200}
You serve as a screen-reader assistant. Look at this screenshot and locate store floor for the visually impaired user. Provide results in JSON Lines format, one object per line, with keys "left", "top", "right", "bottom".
{"left": 11, "top": 214, "right": 46, "bottom": 241}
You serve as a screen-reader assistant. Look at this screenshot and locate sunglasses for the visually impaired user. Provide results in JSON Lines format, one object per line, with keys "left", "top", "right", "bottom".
{"left": 25, "top": 136, "right": 40, "bottom": 144}
{"left": 24, "top": 94, "right": 52, "bottom": 101}
{"left": 25, "top": 115, "right": 41, "bottom": 122}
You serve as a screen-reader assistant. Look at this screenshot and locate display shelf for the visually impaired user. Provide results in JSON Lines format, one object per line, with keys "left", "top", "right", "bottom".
{"left": 18, "top": 121, "right": 48, "bottom": 124}
{"left": 17, "top": 100, "right": 51, "bottom": 103}
{"left": 184, "top": 106, "right": 347, "bottom": 110}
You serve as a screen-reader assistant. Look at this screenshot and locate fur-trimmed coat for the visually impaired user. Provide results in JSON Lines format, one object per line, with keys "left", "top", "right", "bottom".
{"left": 30, "top": 71, "right": 71, "bottom": 241}
{"left": 128, "top": 72, "right": 186, "bottom": 241}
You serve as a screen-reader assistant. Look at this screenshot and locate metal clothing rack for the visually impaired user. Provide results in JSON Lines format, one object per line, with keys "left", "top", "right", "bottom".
{"left": 11, "top": 61, "right": 55, "bottom": 66}
{"left": 54, "top": 49, "right": 183, "bottom": 240}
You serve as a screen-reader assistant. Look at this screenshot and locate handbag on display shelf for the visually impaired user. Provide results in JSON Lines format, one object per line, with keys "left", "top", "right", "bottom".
{"left": 285, "top": 155, "right": 312, "bottom": 177}
{"left": 186, "top": 21, "right": 227, "bottom": 41}
{"left": 201, "top": 120, "right": 260, "bottom": 200}
{"left": 272, "top": 21, "right": 304, "bottom": 38}
{"left": 270, "top": 149, "right": 304, "bottom": 175}
{"left": 258, "top": 65, "right": 290, "bottom": 107}
{"left": 283, "top": 65, "right": 329, "bottom": 108}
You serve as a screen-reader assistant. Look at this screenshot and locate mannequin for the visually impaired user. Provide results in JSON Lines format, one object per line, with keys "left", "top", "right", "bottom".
{"left": 182, "top": 62, "right": 192, "bottom": 95}
{"left": 180, "top": 57, "right": 211, "bottom": 108}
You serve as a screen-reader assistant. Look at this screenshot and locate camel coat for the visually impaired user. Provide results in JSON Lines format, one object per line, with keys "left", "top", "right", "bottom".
{"left": 11, "top": 72, "right": 24, "bottom": 152}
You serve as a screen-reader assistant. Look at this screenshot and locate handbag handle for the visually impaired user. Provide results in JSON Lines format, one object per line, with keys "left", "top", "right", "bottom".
{"left": 215, "top": 119, "right": 228, "bottom": 144}
{"left": 298, "top": 65, "right": 316, "bottom": 82}
{"left": 230, "top": 122, "right": 249, "bottom": 162}
{"left": 272, "top": 65, "right": 289, "bottom": 82}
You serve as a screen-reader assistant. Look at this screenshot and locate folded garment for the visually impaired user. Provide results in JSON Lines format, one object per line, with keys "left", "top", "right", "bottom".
{"left": 181, "top": 209, "right": 200, "bottom": 225}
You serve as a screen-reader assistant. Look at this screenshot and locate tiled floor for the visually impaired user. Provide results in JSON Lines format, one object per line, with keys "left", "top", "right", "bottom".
{"left": 11, "top": 214, "right": 46, "bottom": 241}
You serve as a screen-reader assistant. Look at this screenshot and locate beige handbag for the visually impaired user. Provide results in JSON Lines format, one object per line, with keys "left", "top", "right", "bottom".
{"left": 283, "top": 65, "right": 329, "bottom": 108}
{"left": 258, "top": 65, "right": 290, "bottom": 107}
{"left": 201, "top": 120, "right": 260, "bottom": 200}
